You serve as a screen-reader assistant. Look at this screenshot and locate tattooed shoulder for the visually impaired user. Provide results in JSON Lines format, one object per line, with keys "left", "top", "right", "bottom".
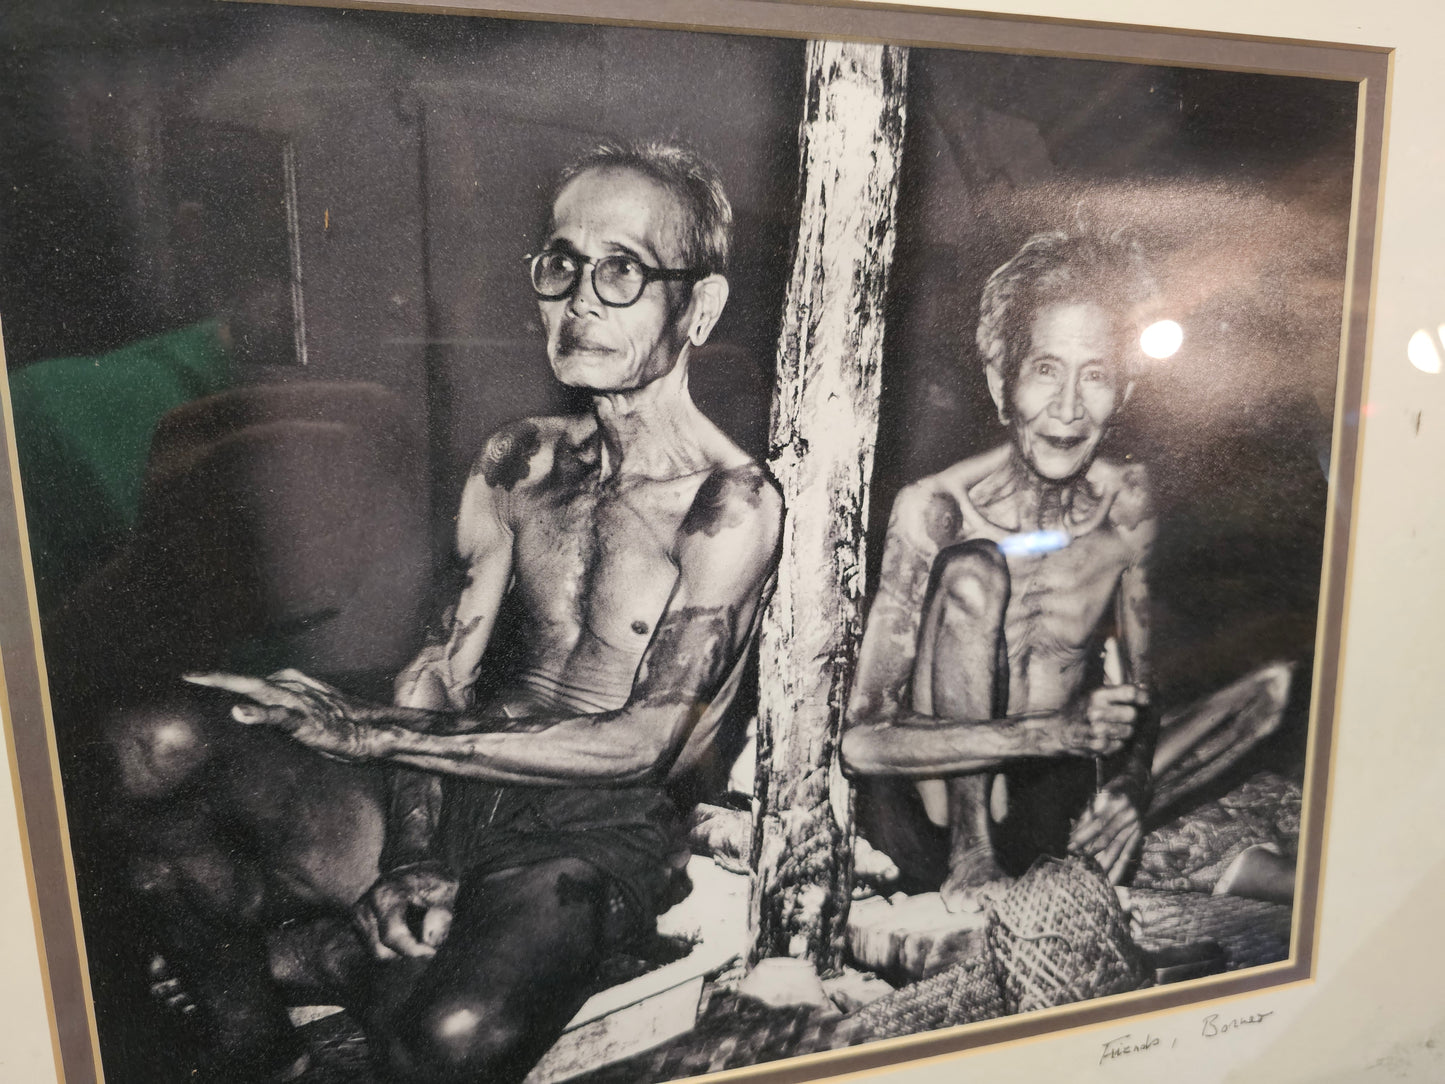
{"left": 1107, "top": 460, "right": 1154, "bottom": 529}
{"left": 680, "top": 462, "right": 778, "bottom": 539}
{"left": 873, "top": 484, "right": 948, "bottom": 605}
{"left": 1097, "top": 459, "right": 1156, "bottom": 559}
{"left": 476, "top": 420, "right": 545, "bottom": 491}
{"left": 891, "top": 481, "right": 962, "bottom": 552}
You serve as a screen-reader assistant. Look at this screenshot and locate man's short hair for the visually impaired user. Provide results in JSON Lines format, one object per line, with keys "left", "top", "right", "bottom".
{"left": 975, "top": 230, "right": 1156, "bottom": 392}
{"left": 554, "top": 140, "right": 733, "bottom": 276}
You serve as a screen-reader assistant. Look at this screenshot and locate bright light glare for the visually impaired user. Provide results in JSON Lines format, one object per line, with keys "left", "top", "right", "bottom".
{"left": 1408, "top": 329, "right": 1442, "bottom": 374}
{"left": 1140, "top": 320, "right": 1183, "bottom": 359}
{"left": 999, "top": 530, "right": 1070, "bottom": 557}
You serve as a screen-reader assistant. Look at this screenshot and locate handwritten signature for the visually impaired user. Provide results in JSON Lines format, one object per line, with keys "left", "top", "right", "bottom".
{"left": 1201, "top": 1010, "right": 1274, "bottom": 1038}
{"left": 1097, "top": 1010, "right": 1275, "bottom": 1066}
{"left": 1099, "top": 1033, "right": 1161, "bottom": 1065}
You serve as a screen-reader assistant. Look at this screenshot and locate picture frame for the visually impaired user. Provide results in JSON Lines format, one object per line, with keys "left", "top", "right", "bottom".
{"left": 0, "top": 1, "right": 1389, "bottom": 1082}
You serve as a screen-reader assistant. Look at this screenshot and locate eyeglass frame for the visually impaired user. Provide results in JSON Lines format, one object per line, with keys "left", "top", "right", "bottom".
{"left": 524, "top": 248, "right": 709, "bottom": 309}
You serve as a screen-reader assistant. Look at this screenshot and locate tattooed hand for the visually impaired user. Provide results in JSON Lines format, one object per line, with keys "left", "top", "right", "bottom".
{"left": 354, "top": 861, "right": 458, "bottom": 959}
{"left": 1052, "top": 683, "right": 1147, "bottom": 757}
{"left": 1069, "top": 780, "right": 1145, "bottom": 883}
{"left": 184, "top": 669, "right": 384, "bottom": 761}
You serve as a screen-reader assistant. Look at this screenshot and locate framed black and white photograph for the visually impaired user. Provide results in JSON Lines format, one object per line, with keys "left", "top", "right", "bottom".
{"left": 0, "top": 1, "right": 1386, "bottom": 1082}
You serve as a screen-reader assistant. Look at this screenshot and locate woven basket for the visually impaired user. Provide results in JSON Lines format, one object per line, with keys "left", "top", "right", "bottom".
{"left": 986, "top": 855, "right": 1152, "bottom": 1015}
{"left": 847, "top": 855, "right": 1151, "bottom": 1043}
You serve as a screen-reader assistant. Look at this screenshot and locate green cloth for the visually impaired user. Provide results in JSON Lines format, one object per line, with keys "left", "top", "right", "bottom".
{"left": 6, "top": 322, "right": 234, "bottom": 611}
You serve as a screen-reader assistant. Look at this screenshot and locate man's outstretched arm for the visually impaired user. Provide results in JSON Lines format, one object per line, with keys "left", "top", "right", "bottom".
{"left": 195, "top": 465, "right": 782, "bottom": 787}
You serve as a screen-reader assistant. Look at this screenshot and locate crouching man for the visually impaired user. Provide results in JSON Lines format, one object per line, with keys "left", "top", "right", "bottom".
{"left": 841, "top": 232, "right": 1157, "bottom": 913}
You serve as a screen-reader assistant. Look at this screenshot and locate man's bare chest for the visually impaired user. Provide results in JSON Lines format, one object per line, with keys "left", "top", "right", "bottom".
{"left": 1000, "top": 535, "right": 1132, "bottom": 652}
{"left": 510, "top": 475, "right": 700, "bottom": 648}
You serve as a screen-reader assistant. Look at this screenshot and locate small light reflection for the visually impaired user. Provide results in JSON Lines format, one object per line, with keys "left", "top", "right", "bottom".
{"left": 1140, "top": 320, "right": 1183, "bottom": 360}
{"left": 999, "top": 530, "right": 1070, "bottom": 557}
{"left": 1408, "top": 329, "right": 1442, "bottom": 374}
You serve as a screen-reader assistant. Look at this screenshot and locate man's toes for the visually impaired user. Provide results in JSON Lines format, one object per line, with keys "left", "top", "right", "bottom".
{"left": 145, "top": 955, "right": 201, "bottom": 1018}
{"left": 940, "top": 882, "right": 985, "bottom": 914}
{"left": 941, "top": 872, "right": 1012, "bottom": 914}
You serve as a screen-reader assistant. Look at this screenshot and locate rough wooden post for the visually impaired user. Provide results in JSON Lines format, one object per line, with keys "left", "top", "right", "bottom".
{"left": 750, "top": 40, "right": 908, "bottom": 968}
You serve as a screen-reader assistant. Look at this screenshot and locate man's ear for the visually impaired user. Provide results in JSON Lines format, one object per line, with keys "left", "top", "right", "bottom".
{"left": 984, "top": 363, "right": 1007, "bottom": 421}
{"left": 687, "top": 274, "right": 730, "bottom": 346}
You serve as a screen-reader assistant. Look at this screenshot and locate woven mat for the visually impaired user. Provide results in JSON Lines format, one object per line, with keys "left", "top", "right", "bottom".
{"left": 568, "top": 992, "right": 851, "bottom": 1084}
{"left": 988, "top": 856, "right": 1150, "bottom": 1015}
{"left": 1137, "top": 771, "right": 1301, "bottom": 894}
{"left": 846, "top": 952, "right": 1002, "bottom": 1040}
{"left": 1129, "top": 888, "right": 1293, "bottom": 971}
{"left": 570, "top": 857, "right": 1151, "bottom": 1084}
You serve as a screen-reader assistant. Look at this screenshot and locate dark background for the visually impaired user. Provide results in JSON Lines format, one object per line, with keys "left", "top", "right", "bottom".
{"left": 1, "top": 0, "right": 801, "bottom": 561}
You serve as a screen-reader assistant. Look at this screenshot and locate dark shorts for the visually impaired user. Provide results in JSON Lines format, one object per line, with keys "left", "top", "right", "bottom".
{"left": 436, "top": 781, "right": 683, "bottom": 947}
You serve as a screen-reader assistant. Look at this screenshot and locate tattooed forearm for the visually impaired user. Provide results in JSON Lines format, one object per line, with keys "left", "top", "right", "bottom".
{"left": 360, "top": 604, "right": 745, "bottom": 781}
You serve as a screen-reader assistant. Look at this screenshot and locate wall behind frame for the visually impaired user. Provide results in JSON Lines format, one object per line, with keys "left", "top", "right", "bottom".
{"left": 0, "top": 3, "right": 1439, "bottom": 1084}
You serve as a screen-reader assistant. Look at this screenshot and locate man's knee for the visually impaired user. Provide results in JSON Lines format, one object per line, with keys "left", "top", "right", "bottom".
{"left": 387, "top": 996, "right": 534, "bottom": 1083}
{"left": 931, "top": 539, "right": 1009, "bottom": 619}
{"left": 105, "top": 698, "right": 213, "bottom": 800}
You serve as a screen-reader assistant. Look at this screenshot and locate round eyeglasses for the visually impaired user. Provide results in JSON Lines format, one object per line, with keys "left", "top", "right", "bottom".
{"left": 526, "top": 250, "right": 706, "bottom": 308}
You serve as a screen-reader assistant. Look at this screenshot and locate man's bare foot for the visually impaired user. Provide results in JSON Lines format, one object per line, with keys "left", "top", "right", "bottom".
{"left": 145, "top": 953, "right": 311, "bottom": 1082}
{"left": 852, "top": 836, "right": 902, "bottom": 897}
{"left": 940, "top": 845, "right": 1013, "bottom": 913}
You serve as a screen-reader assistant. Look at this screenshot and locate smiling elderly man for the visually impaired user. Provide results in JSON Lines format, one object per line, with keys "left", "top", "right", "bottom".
{"left": 114, "top": 141, "right": 781, "bottom": 1083}
{"left": 842, "top": 231, "right": 1157, "bottom": 914}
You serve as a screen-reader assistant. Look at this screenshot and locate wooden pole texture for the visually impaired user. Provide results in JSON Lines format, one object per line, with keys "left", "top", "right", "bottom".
{"left": 750, "top": 40, "right": 909, "bottom": 968}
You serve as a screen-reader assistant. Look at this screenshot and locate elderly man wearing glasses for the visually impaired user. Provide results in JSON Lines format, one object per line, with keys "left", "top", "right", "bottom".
{"left": 118, "top": 141, "right": 782, "bottom": 1083}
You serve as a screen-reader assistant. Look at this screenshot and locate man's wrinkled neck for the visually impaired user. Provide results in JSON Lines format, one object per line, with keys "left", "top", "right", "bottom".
{"left": 590, "top": 355, "right": 709, "bottom": 482}
{"left": 1003, "top": 445, "right": 1097, "bottom": 532}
